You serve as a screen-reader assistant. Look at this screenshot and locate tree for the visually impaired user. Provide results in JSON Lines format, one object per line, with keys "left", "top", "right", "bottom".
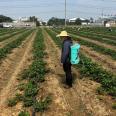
{"left": 42, "top": 22, "right": 46, "bottom": 26}
{"left": 75, "top": 18, "right": 82, "bottom": 25}
{"left": 84, "top": 19, "right": 90, "bottom": 24}
{"left": 47, "top": 17, "right": 65, "bottom": 26}
{"left": 90, "top": 17, "right": 94, "bottom": 23}
{"left": 29, "top": 16, "right": 40, "bottom": 26}
{"left": 0, "top": 15, "right": 13, "bottom": 23}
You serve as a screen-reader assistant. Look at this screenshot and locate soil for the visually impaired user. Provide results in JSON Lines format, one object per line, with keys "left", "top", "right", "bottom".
{"left": 36, "top": 29, "right": 116, "bottom": 116}
{"left": 0, "top": 31, "right": 36, "bottom": 116}
{"left": 88, "top": 31, "right": 116, "bottom": 40}
{"left": 71, "top": 34, "right": 116, "bottom": 51}
{"left": 81, "top": 45, "right": 116, "bottom": 74}
{"left": 0, "top": 30, "right": 21, "bottom": 40}
{"left": 52, "top": 30, "right": 116, "bottom": 75}
{"left": 0, "top": 32, "right": 26, "bottom": 48}
{"left": 0, "top": 28, "right": 115, "bottom": 116}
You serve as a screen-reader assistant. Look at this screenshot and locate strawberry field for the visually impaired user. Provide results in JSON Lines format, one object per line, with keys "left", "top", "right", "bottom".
{"left": 0, "top": 27, "right": 116, "bottom": 116}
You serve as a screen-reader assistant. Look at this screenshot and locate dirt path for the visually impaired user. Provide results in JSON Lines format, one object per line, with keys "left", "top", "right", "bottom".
{"left": 0, "top": 31, "right": 26, "bottom": 48}
{"left": 41, "top": 30, "right": 87, "bottom": 116}
{"left": 41, "top": 29, "right": 114, "bottom": 116}
{"left": 0, "top": 31, "right": 36, "bottom": 115}
{"left": 71, "top": 34, "right": 116, "bottom": 51}
{"left": 81, "top": 45, "right": 116, "bottom": 74}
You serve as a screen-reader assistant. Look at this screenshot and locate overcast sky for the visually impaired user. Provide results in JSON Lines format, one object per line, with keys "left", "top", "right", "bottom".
{"left": 0, "top": 0, "right": 116, "bottom": 21}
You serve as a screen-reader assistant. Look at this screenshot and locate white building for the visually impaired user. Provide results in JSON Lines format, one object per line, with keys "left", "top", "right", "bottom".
{"left": 2, "top": 22, "right": 13, "bottom": 28}
{"left": 2, "top": 21, "right": 36, "bottom": 28}
{"left": 69, "top": 17, "right": 90, "bottom": 25}
{"left": 19, "top": 17, "right": 29, "bottom": 22}
{"left": 69, "top": 18, "right": 77, "bottom": 23}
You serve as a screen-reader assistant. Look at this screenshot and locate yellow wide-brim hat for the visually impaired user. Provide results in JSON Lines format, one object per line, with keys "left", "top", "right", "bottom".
{"left": 56, "top": 31, "right": 70, "bottom": 37}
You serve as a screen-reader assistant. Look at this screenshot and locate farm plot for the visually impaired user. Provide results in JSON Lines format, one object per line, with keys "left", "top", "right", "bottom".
{"left": 0, "top": 28, "right": 27, "bottom": 42}
{"left": 0, "top": 29, "right": 51, "bottom": 116}
{"left": 65, "top": 27, "right": 116, "bottom": 47}
{"left": 0, "top": 29, "right": 35, "bottom": 115}
{"left": 0, "top": 29, "right": 17, "bottom": 36}
{"left": 44, "top": 28, "right": 116, "bottom": 115}
{"left": 0, "top": 30, "right": 29, "bottom": 48}
{"left": 51, "top": 28, "right": 116, "bottom": 73}
{"left": 53, "top": 27, "right": 116, "bottom": 50}
{"left": 0, "top": 27, "right": 116, "bottom": 116}
{"left": 46, "top": 28, "right": 116, "bottom": 95}
{"left": 79, "top": 27, "right": 116, "bottom": 37}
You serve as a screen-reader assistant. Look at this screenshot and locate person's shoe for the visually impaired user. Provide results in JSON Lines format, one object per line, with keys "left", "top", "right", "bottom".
{"left": 69, "top": 84, "right": 72, "bottom": 88}
{"left": 63, "top": 84, "right": 72, "bottom": 89}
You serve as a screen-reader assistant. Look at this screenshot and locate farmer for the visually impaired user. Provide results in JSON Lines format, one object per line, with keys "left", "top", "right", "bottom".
{"left": 57, "top": 31, "right": 73, "bottom": 88}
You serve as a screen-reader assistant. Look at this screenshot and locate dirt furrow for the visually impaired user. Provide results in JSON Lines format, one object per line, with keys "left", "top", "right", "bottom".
{"left": 0, "top": 31, "right": 26, "bottom": 48}
{"left": 71, "top": 34, "right": 116, "bottom": 51}
{"left": 42, "top": 30, "right": 87, "bottom": 116}
{"left": 0, "top": 31, "right": 36, "bottom": 113}
{"left": 43, "top": 29, "right": 115, "bottom": 116}
{"left": 0, "top": 31, "right": 17, "bottom": 38}
{"left": 81, "top": 45, "right": 116, "bottom": 74}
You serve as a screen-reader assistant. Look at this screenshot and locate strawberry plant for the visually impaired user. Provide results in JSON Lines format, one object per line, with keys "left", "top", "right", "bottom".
{"left": 24, "top": 81, "right": 38, "bottom": 97}
{"left": 18, "top": 110, "right": 30, "bottom": 116}
{"left": 33, "top": 96, "right": 52, "bottom": 112}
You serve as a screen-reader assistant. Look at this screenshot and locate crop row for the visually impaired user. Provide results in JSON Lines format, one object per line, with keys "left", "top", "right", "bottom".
{"left": 45, "top": 28, "right": 116, "bottom": 97}
{"left": 7, "top": 29, "right": 51, "bottom": 115}
{"left": 0, "top": 29, "right": 27, "bottom": 42}
{"left": 77, "top": 28, "right": 116, "bottom": 41}
{"left": 65, "top": 27, "right": 116, "bottom": 46}
{"left": 0, "top": 29, "right": 17, "bottom": 36}
{"left": 52, "top": 28, "right": 116, "bottom": 60}
{"left": 0, "top": 28, "right": 14, "bottom": 33}
{"left": 79, "top": 27, "right": 116, "bottom": 36}
{"left": 0, "top": 30, "right": 33, "bottom": 61}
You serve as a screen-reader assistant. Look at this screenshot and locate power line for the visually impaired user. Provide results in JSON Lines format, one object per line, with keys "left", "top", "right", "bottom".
{"left": 93, "top": 0, "right": 116, "bottom": 2}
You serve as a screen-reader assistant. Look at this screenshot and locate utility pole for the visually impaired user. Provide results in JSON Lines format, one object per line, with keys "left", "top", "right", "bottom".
{"left": 101, "top": 0, "right": 104, "bottom": 18}
{"left": 101, "top": 9, "right": 104, "bottom": 18}
{"left": 65, "top": 0, "right": 67, "bottom": 27}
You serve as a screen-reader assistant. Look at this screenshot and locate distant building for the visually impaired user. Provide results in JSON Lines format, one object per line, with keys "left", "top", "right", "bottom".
{"left": 93, "top": 16, "right": 116, "bottom": 27}
{"left": 69, "top": 17, "right": 90, "bottom": 25}
{"left": 69, "top": 18, "right": 77, "bottom": 23}
{"left": 82, "top": 22, "right": 90, "bottom": 25}
{"left": 19, "top": 17, "right": 29, "bottom": 22}
{"left": 13, "top": 21, "right": 36, "bottom": 28}
{"left": 0, "top": 23, "right": 3, "bottom": 28}
{"left": 1, "top": 21, "right": 36, "bottom": 28}
{"left": 2, "top": 22, "right": 13, "bottom": 28}
{"left": 105, "top": 21, "right": 116, "bottom": 27}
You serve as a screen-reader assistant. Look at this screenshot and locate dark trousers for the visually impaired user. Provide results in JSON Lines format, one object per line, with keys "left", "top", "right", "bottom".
{"left": 63, "top": 62, "right": 72, "bottom": 86}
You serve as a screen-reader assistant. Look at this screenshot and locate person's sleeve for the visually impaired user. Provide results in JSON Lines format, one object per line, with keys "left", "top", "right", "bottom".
{"left": 61, "top": 42, "right": 70, "bottom": 63}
